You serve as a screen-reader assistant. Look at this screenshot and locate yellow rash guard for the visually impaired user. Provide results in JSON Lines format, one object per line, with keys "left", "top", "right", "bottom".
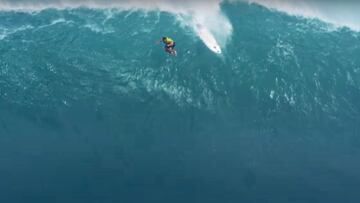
{"left": 163, "top": 37, "right": 174, "bottom": 44}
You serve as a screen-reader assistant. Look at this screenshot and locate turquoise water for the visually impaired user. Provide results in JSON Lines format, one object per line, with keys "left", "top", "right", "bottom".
{"left": 1, "top": 2, "right": 360, "bottom": 202}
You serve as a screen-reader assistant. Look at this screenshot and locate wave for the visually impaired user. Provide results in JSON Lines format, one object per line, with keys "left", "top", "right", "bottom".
{"left": 1, "top": 2, "right": 359, "bottom": 117}
{"left": 0, "top": 0, "right": 233, "bottom": 49}
{"left": 2, "top": 0, "right": 358, "bottom": 52}
{"left": 1, "top": 0, "right": 360, "bottom": 33}
{"left": 242, "top": 0, "right": 360, "bottom": 31}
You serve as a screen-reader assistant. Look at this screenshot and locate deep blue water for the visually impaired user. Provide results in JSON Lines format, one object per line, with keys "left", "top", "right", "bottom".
{"left": 1, "top": 2, "right": 360, "bottom": 203}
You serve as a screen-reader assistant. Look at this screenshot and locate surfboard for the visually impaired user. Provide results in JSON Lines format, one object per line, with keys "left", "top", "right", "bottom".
{"left": 165, "top": 48, "right": 176, "bottom": 56}
{"left": 195, "top": 24, "right": 222, "bottom": 54}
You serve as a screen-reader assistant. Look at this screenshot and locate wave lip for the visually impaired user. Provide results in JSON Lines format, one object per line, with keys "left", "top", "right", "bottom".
{"left": 244, "top": 0, "right": 360, "bottom": 31}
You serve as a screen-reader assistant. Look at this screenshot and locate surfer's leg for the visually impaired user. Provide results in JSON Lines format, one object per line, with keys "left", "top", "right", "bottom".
{"left": 168, "top": 43, "right": 175, "bottom": 53}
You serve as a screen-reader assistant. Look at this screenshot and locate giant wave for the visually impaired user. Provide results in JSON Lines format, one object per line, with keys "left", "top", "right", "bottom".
{"left": 1, "top": 1, "right": 360, "bottom": 203}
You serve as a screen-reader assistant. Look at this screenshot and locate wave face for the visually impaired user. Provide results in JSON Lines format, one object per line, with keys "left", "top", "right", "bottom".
{"left": 1, "top": 2, "right": 360, "bottom": 203}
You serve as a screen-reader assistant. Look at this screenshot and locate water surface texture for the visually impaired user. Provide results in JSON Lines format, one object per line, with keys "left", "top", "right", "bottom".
{"left": 1, "top": 2, "right": 360, "bottom": 203}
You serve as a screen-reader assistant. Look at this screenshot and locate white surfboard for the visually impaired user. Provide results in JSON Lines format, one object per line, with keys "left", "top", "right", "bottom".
{"left": 195, "top": 24, "right": 222, "bottom": 54}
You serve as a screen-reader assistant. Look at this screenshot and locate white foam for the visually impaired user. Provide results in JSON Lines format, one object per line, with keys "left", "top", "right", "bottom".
{"left": 195, "top": 24, "right": 222, "bottom": 54}
{"left": 0, "top": 25, "right": 34, "bottom": 40}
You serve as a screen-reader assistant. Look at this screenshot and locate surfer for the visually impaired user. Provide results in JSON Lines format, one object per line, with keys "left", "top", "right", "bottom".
{"left": 160, "top": 36, "right": 176, "bottom": 56}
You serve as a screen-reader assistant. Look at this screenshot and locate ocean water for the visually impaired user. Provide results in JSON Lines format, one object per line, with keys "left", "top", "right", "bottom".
{"left": 1, "top": 1, "right": 360, "bottom": 203}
